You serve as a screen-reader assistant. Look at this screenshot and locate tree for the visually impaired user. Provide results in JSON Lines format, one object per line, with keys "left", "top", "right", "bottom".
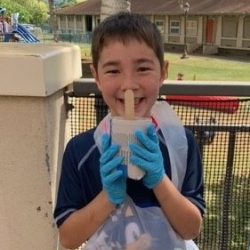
{"left": 0, "top": 0, "right": 48, "bottom": 24}
{"left": 100, "top": 0, "right": 131, "bottom": 21}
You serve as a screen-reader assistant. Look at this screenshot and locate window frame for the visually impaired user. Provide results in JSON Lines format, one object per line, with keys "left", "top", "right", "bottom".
{"left": 169, "top": 19, "right": 181, "bottom": 35}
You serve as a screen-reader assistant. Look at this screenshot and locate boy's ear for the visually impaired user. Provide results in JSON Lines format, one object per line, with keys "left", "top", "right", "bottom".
{"left": 89, "top": 64, "right": 97, "bottom": 79}
{"left": 163, "top": 60, "right": 169, "bottom": 80}
{"left": 90, "top": 64, "right": 102, "bottom": 91}
{"left": 159, "top": 60, "right": 168, "bottom": 86}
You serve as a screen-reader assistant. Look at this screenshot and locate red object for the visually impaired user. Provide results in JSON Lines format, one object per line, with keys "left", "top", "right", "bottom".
{"left": 206, "top": 19, "right": 214, "bottom": 43}
{"left": 166, "top": 95, "right": 240, "bottom": 113}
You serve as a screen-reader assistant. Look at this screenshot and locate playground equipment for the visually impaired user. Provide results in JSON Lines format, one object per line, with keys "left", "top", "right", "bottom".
{"left": 0, "top": 7, "right": 39, "bottom": 43}
{"left": 13, "top": 24, "right": 40, "bottom": 43}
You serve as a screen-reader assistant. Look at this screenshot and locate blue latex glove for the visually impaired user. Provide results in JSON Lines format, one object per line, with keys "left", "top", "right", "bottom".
{"left": 100, "top": 133, "right": 127, "bottom": 206}
{"left": 129, "top": 124, "right": 165, "bottom": 189}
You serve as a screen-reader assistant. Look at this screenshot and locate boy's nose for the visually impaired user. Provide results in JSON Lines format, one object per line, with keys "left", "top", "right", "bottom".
{"left": 120, "top": 73, "right": 139, "bottom": 91}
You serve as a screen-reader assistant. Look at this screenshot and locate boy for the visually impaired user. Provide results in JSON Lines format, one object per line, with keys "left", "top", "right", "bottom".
{"left": 54, "top": 12, "right": 205, "bottom": 249}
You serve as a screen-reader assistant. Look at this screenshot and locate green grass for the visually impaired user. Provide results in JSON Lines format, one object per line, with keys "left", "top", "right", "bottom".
{"left": 165, "top": 53, "right": 250, "bottom": 81}
{"left": 79, "top": 44, "right": 250, "bottom": 81}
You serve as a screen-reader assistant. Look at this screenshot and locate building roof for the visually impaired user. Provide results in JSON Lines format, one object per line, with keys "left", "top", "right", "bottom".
{"left": 55, "top": 0, "right": 250, "bottom": 15}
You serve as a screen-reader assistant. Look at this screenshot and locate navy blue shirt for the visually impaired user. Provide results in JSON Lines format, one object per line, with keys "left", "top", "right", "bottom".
{"left": 54, "top": 128, "right": 205, "bottom": 227}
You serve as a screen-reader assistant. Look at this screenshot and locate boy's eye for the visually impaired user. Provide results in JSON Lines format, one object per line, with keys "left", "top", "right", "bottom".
{"left": 105, "top": 69, "right": 120, "bottom": 74}
{"left": 138, "top": 66, "right": 151, "bottom": 72}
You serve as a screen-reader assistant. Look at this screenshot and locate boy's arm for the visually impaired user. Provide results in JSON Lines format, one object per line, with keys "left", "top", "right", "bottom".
{"left": 58, "top": 133, "right": 126, "bottom": 249}
{"left": 153, "top": 176, "right": 202, "bottom": 240}
{"left": 130, "top": 125, "right": 203, "bottom": 240}
{"left": 58, "top": 190, "right": 115, "bottom": 249}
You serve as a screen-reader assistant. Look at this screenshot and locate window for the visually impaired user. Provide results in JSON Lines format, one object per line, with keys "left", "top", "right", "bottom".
{"left": 76, "top": 16, "right": 82, "bottom": 31}
{"left": 68, "top": 15, "right": 74, "bottom": 31}
{"left": 222, "top": 17, "right": 237, "bottom": 38}
{"left": 96, "top": 17, "right": 100, "bottom": 26}
{"left": 243, "top": 17, "right": 250, "bottom": 38}
{"left": 187, "top": 20, "right": 198, "bottom": 37}
{"left": 170, "top": 20, "right": 180, "bottom": 35}
{"left": 60, "top": 15, "right": 66, "bottom": 30}
{"left": 155, "top": 20, "right": 164, "bottom": 34}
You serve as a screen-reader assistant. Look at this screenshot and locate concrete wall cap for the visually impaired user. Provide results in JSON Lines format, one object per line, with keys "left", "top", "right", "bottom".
{"left": 0, "top": 43, "right": 82, "bottom": 97}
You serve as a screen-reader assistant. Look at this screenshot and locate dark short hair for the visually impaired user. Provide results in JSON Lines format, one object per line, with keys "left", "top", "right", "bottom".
{"left": 91, "top": 12, "right": 164, "bottom": 71}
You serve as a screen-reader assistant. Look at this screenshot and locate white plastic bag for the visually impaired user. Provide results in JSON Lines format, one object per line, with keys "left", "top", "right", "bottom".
{"left": 83, "top": 196, "right": 198, "bottom": 250}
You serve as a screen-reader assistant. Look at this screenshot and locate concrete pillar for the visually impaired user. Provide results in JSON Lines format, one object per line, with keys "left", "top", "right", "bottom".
{"left": 82, "top": 16, "right": 86, "bottom": 33}
{"left": 215, "top": 16, "right": 222, "bottom": 46}
{"left": 92, "top": 16, "right": 96, "bottom": 31}
{"left": 0, "top": 43, "right": 82, "bottom": 250}
{"left": 57, "top": 16, "right": 61, "bottom": 31}
{"left": 236, "top": 16, "right": 244, "bottom": 48}
{"left": 197, "top": 16, "right": 203, "bottom": 44}
{"left": 74, "top": 15, "right": 77, "bottom": 33}
{"left": 66, "top": 16, "right": 69, "bottom": 31}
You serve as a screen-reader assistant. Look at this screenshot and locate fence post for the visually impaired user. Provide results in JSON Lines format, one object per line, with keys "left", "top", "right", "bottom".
{"left": 220, "top": 131, "right": 236, "bottom": 250}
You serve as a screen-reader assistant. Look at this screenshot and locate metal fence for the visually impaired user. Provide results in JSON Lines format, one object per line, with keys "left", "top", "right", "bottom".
{"left": 65, "top": 80, "right": 250, "bottom": 250}
{"left": 57, "top": 31, "right": 92, "bottom": 44}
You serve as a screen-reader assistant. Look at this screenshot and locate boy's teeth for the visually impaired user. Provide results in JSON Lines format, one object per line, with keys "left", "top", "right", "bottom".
{"left": 120, "top": 97, "right": 141, "bottom": 105}
{"left": 134, "top": 98, "right": 140, "bottom": 105}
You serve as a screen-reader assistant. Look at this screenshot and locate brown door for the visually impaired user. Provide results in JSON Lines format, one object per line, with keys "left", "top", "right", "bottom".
{"left": 206, "top": 19, "right": 214, "bottom": 43}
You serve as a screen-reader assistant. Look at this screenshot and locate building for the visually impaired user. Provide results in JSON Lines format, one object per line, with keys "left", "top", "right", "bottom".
{"left": 54, "top": 0, "right": 250, "bottom": 55}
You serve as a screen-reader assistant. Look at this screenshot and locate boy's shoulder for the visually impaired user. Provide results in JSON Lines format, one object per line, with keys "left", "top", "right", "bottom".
{"left": 65, "top": 128, "right": 96, "bottom": 154}
{"left": 71, "top": 127, "right": 95, "bottom": 141}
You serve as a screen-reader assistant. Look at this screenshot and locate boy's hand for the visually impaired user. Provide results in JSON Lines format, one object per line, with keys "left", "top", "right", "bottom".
{"left": 100, "top": 134, "right": 126, "bottom": 206}
{"left": 129, "top": 124, "right": 165, "bottom": 189}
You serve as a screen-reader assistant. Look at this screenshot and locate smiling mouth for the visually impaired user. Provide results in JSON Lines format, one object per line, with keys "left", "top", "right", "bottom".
{"left": 118, "top": 97, "right": 144, "bottom": 105}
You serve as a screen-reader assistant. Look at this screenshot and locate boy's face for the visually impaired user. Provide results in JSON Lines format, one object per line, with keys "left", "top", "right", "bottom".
{"left": 91, "top": 39, "right": 166, "bottom": 117}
